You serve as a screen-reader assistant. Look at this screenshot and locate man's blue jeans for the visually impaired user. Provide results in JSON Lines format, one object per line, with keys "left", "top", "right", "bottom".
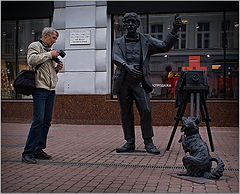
{"left": 22, "top": 88, "right": 55, "bottom": 156}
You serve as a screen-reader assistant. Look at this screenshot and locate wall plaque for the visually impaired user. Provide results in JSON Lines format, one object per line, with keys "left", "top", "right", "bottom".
{"left": 70, "top": 29, "right": 91, "bottom": 45}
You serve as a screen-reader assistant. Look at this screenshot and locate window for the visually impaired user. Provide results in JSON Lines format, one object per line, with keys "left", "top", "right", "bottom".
{"left": 150, "top": 24, "right": 163, "bottom": 39}
{"left": 1, "top": 18, "right": 50, "bottom": 99}
{"left": 174, "top": 24, "right": 187, "bottom": 49}
{"left": 196, "top": 22, "right": 210, "bottom": 49}
{"left": 112, "top": 12, "right": 239, "bottom": 100}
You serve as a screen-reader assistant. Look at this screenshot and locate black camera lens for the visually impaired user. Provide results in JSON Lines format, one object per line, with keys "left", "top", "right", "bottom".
{"left": 192, "top": 74, "right": 200, "bottom": 82}
{"left": 53, "top": 50, "right": 66, "bottom": 63}
{"left": 53, "top": 57, "right": 61, "bottom": 63}
{"left": 59, "top": 50, "right": 66, "bottom": 58}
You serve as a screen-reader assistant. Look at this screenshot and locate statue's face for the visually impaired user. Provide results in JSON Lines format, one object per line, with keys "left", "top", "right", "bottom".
{"left": 124, "top": 17, "right": 139, "bottom": 34}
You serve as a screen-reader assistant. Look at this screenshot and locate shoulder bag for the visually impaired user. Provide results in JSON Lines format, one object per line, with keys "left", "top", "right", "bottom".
{"left": 13, "top": 64, "right": 42, "bottom": 96}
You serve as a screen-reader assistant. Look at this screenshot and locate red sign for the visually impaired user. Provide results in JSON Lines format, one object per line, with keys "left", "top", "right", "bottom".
{"left": 182, "top": 56, "right": 207, "bottom": 71}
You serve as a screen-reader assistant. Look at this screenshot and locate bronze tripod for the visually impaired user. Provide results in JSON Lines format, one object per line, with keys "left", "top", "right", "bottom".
{"left": 166, "top": 73, "right": 214, "bottom": 152}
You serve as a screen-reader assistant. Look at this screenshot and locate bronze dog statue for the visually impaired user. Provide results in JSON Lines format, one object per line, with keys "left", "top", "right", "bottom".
{"left": 178, "top": 117, "right": 224, "bottom": 179}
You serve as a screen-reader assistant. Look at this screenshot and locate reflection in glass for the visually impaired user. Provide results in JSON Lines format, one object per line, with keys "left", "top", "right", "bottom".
{"left": 1, "top": 21, "right": 16, "bottom": 99}
{"left": 1, "top": 18, "right": 50, "bottom": 99}
{"left": 112, "top": 12, "right": 239, "bottom": 100}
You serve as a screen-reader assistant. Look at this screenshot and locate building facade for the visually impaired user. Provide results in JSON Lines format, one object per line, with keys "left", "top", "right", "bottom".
{"left": 1, "top": 1, "right": 239, "bottom": 126}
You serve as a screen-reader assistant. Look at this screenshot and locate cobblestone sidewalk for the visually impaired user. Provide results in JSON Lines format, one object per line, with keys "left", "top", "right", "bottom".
{"left": 1, "top": 123, "right": 239, "bottom": 193}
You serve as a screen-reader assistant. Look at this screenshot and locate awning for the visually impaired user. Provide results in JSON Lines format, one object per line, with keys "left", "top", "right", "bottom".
{"left": 2, "top": 1, "right": 54, "bottom": 20}
{"left": 107, "top": 1, "right": 239, "bottom": 14}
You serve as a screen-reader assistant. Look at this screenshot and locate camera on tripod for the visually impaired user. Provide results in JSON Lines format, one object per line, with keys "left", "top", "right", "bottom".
{"left": 53, "top": 49, "right": 66, "bottom": 64}
{"left": 175, "top": 70, "right": 209, "bottom": 108}
{"left": 185, "top": 70, "right": 207, "bottom": 88}
{"left": 167, "top": 70, "right": 214, "bottom": 152}
{"left": 177, "top": 70, "right": 209, "bottom": 91}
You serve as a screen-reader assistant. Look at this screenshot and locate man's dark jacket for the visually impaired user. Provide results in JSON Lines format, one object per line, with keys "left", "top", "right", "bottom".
{"left": 112, "top": 32, "right": 178, "bottom": 95}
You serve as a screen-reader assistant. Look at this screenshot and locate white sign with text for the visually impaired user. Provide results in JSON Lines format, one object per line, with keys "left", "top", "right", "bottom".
{"left": 70, "top": 29, "right": 91, "bottom": 45}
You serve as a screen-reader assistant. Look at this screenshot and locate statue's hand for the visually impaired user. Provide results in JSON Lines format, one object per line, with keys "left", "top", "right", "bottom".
{"left": 172, "top": 14, "right": 182, "bottom": 33}
{"left": 124, "top": 63, "right": 142, "bottom": 78}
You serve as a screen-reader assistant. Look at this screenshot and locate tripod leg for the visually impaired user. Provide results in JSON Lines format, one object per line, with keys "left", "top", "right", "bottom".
{"left": 166, "top": 93, "right": 189, "bottom": 151}
{"left": 200, "top": 101, "right": 206, "bottom": 122}
{"left": 190, "top": 93, "right": 194, "bottom": 117}
{"left": 201, "top": 97, "right": 214, "bottom": 152}
{"left": 196, "top": 93, "right": 200, "bottom": 119}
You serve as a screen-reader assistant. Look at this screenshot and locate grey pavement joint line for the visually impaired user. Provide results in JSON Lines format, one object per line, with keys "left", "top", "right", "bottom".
{"left": 1, "top": 160, "right": 239, "bottom": 172}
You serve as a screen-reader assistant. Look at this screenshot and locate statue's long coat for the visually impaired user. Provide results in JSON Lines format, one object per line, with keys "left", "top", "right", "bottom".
{"left": 112, "top": 32, "right": 178, "bottom": 95}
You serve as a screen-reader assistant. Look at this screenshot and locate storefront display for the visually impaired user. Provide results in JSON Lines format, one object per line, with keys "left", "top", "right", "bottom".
{"left": 112, "top": 12, "right": 239, "bottom": 99}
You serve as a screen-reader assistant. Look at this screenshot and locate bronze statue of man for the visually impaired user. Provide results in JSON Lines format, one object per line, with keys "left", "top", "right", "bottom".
{"left": 112, "top": 12, "right": 182, "bottom": 154}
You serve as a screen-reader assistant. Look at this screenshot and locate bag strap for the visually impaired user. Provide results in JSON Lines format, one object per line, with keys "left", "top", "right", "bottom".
{"left": 34, "top": 40, "right": 50, "bottom": 71}
{"left": 38, "top": 39, "right": 51, "bottom": 51}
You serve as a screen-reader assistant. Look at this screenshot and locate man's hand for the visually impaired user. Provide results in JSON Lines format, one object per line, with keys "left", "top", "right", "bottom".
{"left": 50, "top": 50, "right": 59, "bottom": 58}
{"left": 55, "top": 62, "right": 63, "bottom": 72}
{"left": 123, "top": 63, "right": 142, "bottom": 78}
{"left": 172, "top": 14, "right": 182, "bottom": 33}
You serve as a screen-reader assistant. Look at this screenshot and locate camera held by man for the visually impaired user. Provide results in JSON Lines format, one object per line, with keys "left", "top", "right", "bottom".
{"left": 52, "top": 49, "right": 66, "bottom": 64}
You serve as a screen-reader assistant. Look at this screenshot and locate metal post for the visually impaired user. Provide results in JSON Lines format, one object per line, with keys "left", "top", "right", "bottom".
{"left": 223, "top": 11, "right": 227, "bottom": 98}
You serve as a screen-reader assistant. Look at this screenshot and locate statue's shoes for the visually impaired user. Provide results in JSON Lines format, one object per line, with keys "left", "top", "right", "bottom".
{"left": 145, "top": 143, "right": 160, "bottom": 155}
{"left": 116, "top": 143, "right": 135, "bottom": 153}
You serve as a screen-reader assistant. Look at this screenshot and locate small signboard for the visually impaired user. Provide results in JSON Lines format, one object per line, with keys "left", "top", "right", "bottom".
{"left": 70, "top": 29, "right": 91, "bottom": 45}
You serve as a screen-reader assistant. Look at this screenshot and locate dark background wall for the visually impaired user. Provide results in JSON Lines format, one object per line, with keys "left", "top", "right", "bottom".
{"left": 2, "top": 1, "right": 53, "bottom": 20}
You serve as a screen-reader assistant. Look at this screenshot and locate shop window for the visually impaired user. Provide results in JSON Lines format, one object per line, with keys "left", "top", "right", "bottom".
{"left": 1, "top": 18, "right": 50, "bottom": 99}
{"left": 111, "top": 12, "right": 239, "bottom": 100}
{"left": 1, "top": 21, "right": 16, "bottom": 99}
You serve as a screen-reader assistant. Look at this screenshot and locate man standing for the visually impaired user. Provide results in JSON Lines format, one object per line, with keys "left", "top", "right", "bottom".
{"left": 22, "top": 27, "right": 63, "bottom": 164}
{"left": 112, "top": 13, "right": 182, "bottom": 154}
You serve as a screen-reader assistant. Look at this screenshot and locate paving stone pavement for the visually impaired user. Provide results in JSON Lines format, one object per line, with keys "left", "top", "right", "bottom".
{"left": 1, "top": 123, "right": 239, "bottom": 193}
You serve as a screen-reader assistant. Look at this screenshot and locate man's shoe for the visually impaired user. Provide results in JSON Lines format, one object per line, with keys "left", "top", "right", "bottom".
{"left": 116, "top": 143, "right": 135, "bottom": 153}
{"left": 22, "top": 155, "right": 37, "bottom": 164}
{"left": 145, "top": 143, "right": 160, "bottom": 155}
{"left": 34, "top": 150, "right": 52, "bottom": 160}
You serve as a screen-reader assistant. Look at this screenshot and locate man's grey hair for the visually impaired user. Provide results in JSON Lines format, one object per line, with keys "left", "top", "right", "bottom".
{"left": 42, "top": 27, "right": 59, "bottom": 37}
